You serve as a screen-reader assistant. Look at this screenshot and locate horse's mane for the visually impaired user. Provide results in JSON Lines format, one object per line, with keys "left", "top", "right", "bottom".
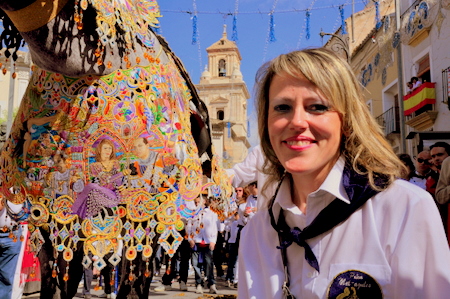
{"left": 0, "top": 10, "right": 24, "bottom": 61}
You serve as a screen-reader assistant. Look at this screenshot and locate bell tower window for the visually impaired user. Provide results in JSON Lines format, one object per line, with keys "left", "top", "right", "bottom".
{"left": 217, "top": 110, "right": 224, "bottom": 120}
{"left": 218, "top": 59, "right": 226, "bottom": 77}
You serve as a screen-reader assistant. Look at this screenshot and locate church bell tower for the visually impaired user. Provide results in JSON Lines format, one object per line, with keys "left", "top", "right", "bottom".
{"left": 196, "top": 25, "right": 250, "bottom": 168}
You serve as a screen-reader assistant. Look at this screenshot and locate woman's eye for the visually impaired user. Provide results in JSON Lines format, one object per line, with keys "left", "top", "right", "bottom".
{"left": 307, "top": 104, "right": 330, "bottom": 113}
{"left": 274, "top": 104, "right": 291, "bottom": 112}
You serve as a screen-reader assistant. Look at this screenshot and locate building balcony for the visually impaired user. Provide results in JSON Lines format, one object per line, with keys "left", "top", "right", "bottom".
{"left": 403, "top": 82, "right": 437, "bottom": 131}
{"left": 376, "top": 106, "right": 401, "bottom": 136}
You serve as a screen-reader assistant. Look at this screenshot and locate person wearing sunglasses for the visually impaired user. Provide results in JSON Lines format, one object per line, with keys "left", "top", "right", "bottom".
{"left": 410, "top": 150, "right": 435, "bottom": 190}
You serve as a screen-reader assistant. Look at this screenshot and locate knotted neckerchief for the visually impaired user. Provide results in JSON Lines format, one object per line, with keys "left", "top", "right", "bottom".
{"left": 268, "top": 165, "right": 389, "bottom": 298}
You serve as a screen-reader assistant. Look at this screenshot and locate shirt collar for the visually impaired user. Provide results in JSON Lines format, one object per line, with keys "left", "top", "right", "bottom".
{"left": 275, "top": 156, "right": 350, "bottom": 210}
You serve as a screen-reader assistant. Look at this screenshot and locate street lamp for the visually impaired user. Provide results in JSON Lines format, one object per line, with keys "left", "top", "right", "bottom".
{"left": 319, "top": 29, "right": 350, "bottom": 63}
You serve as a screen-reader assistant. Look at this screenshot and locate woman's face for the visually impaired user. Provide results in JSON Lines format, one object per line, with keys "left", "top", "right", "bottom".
{"left": 100, "top": 143, "right": 113, "bottom": 161}
{"left": 267, "top": 73, "right": 342, "bottom": 182}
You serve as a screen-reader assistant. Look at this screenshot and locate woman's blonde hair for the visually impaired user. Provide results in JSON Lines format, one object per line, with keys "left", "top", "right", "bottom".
{"left": 255, "top": 48, "right": 404, "bottom": 195}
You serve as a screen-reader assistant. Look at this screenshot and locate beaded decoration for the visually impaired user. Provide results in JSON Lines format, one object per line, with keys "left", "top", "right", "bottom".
{"left": 0, "top": 0, "right": 232, "bottom": 281}
{"left": 0, "top": 57, "right": 229, "bottom": 271}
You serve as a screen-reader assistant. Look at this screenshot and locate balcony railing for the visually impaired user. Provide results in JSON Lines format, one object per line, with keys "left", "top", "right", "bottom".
{"left": 376, "top": 106, "right": 400, "bottom": 136}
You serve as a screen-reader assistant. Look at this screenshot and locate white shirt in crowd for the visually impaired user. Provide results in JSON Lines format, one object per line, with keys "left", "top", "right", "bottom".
{"left": 237, "top": 202, "right": 248, "bottom": 227}
{"left": 238, "top": 158, "right": 450, "bottom": 299}
{"left": 245, "top": 195, "right": 258, "bottom": 221}
{"left": 187, "top": 207, "right": 219, "bottom": 244}
{"left": 226, "top": 145, "right": 274, "bottom": 209}
{"left": 225, "top": 219, "right": 240, "bottom": 244}
{"left": 409, "top": 170, "right": 430, "bottom": 190}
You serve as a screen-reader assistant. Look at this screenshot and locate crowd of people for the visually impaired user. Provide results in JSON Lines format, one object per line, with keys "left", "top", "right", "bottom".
{"left": 406, "top": 76, "right": 423, "bottom": 94}
{"left": 397, "top": 142, "right": 450, "bottom": 239}
{"left": 148, "top": 181, "right": 259, "bottom": 296}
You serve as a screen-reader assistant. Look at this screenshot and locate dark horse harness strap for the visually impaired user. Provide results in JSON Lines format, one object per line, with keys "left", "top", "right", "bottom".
{"left": 268, "top": 165, "right": 389, "bottom": 298}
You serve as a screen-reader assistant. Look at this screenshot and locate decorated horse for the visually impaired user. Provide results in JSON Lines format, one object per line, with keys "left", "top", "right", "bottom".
{"left": 0, "top": 0, "right": 232, "bottom": 298}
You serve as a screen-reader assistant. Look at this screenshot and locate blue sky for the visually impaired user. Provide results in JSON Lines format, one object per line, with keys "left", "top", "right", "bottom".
{"left": 157, "top": 0, "right": 369, "bottom": 147}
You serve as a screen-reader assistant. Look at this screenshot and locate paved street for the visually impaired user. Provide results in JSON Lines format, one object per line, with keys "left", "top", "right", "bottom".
{"left": 23, "top": 267, "right": 238, "bottom": 299}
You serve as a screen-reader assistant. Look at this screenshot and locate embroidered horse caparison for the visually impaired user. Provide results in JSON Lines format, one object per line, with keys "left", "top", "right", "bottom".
{"left": 0, "top": 0, "right": 231, "bottom": 298}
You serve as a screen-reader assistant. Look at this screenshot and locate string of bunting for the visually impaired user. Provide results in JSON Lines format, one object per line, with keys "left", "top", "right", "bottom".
{"left": 262, "top": 0, "right": 279, "bottom": 62}
{"left": 340, "top": 5, "right": 347, "bottom": 34}
{"left": 306, "top": 10, "right": 311, "bottom": 40}
{"left": 296, "top": 0, "right": 317, "bottom": 49}
{"left": 191, "top": 0, "right": 199, "bottom": 47}
{"left": 162, "top": 1, "right": 373, "bottom": 65}
{"left": 269, "top": 14, "right": 276, "bottom": 43}
{"left": 232, "top": 0, "right": 239, "bottom": 42}
{"left": 161, "top": 1, "right": 366, "bottom": 15}
{"left": 375, "top": 1, "right": 383, "bottom": 29}
{"left": 191, "top": 0, "right": 203, "bottom": 76}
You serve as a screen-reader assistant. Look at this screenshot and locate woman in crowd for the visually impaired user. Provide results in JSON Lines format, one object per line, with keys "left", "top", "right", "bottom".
{"left": 238, "top": 48, "right": 450, "bottom": 299}
{"left": 397, "top": 153, "right": 415, "bottom": 181}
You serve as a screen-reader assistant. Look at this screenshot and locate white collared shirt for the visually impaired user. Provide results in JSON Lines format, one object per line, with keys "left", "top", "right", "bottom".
{"left": 226, "top": 145, "right": 275, "bottom": 210}
{"left": 227, "top": 220, "right": 240, "bottom": 244}
{"left": 237, "top": 202, "right": 248, "bottom": 227}
{"left": 238, "top": 158, "right": 450, "bottom": 299}
{"left": 187, "top": 207, "right": 219, "bottom": 244}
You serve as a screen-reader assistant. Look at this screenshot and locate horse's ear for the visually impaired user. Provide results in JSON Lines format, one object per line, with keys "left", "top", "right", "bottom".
{"left": 153, "top": 30, "right": 213, "bottom": 161}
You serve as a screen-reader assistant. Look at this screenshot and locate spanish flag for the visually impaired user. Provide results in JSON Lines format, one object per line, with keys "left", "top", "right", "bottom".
{"left": 403, "top": 82, "right": 436, "bottom": 116}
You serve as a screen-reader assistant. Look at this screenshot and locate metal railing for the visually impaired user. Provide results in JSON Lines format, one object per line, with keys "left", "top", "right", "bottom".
{"left": 376, "top": 106, "right": 400, "bottom": 136}
{"left": 442, "top": 66, "right": 450, "bottom": 105}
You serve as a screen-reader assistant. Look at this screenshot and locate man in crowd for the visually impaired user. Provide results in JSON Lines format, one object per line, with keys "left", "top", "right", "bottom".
{"left": 0, "top": 198, "right": 27, "bottom": 299}
{"left": 187, "top": 196, "right": 220, "bottom": 295}
{"left": 410, "top": 150, "right": 435, "bottom": 190}
{"left": 436, "top": 156, "right": 450, "bottom": 205}
{"left": 244, "top": 181, "right": 258, "bottom": 221}
{"left": 428, "top": 141, "right": 450, "bottom": 241}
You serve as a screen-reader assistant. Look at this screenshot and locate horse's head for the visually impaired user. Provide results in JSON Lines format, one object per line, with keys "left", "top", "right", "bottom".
{"left": 0, "top": 0, "right": 167, "bottom": 77}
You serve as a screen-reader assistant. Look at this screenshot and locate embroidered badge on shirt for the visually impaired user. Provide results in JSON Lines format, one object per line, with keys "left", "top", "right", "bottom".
{"left": 327, "top": 270, "right": 383, "bottom": 299}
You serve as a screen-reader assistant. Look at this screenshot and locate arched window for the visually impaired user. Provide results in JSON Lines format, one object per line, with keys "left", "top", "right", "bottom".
{"left": 217, "top": 110, "right": 224, "bottom": 120}
{"left": 218, "top": 59, "right": 226, "bottom": 77}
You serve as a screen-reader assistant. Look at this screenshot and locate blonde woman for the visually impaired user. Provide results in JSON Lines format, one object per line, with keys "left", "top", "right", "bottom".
{"left": 238, "top": 48, "right": 450, "bottom": 299}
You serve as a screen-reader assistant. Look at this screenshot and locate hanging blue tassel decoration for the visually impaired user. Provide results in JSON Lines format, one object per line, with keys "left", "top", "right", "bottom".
{"left": 232, "top": 15, "right": 239, "bottom": 42}
{"left": 247, "top": 120, "right": 250, "bottom": 138}
{"left": 269, "top": 14, "right": 276, "bottom": 43}
{"left": 227, "top": 122, "right": 231, "bottom": 138}
{"left": 339, "top": 5, "right": 347, "bottom": 34}
{"left": 306, "top": 10, "right": 311, "bottom": 40}
{"left": 192, "top": 15, "right": 198, "bottom": 45}
{"left": 153, "top": 26, "right": 161, "bottom": 35}
{"left": 375, "top": 1, "right": 382, "bottom": 29}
